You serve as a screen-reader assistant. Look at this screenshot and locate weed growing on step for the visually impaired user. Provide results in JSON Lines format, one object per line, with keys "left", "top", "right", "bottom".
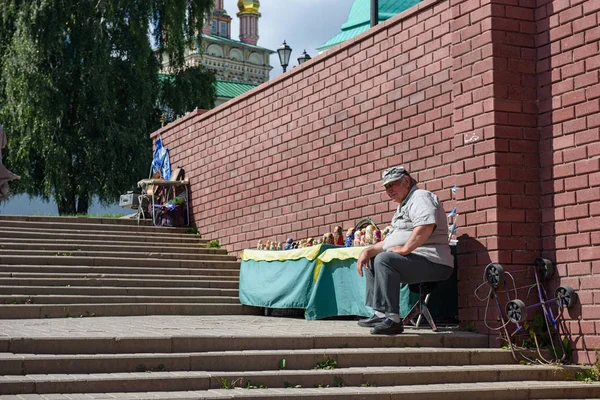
{"left": 63, "top": 311, "right": 96, "bottom": 318}
{"left": 574, "top": 351, "right": 599, "bottom": 383}
{"left": 284, "top": 381, "right": 301, "bottom": 388}
{"left": 206, "top": 239, "right": 220, "bottom": 248}
{"left": 313, "top": 354, "right": 337, "bottom": 370}
{"left": 361, "top": 382, "right": 376, "bottom": 387}
{"left": 218, "top": 377, "right": 242, "bottom": 389}
{"left": 333, "top": 376, "right": 345, "bottom": 387}
{"left": 185, "top": 227, "right": 199, "bottom": 235}
{"left": 244, "top": 380, "right": 268, "bottom": 389}
{"left": 136, "top": 364, "right": 166, "bottom": 372}
{"left": 575, "top": 368, "right": 599, "bottom": 383}
{"left": 462, "top": 321, "right": 479, "bottom": 333}
{"left": 277, "top": 358, "right": 286, "bottom": 370}
{"left": 54, "top": 252, "right": 73, "bottom": 256}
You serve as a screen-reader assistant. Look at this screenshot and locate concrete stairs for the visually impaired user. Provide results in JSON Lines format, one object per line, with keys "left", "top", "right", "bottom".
{"left": 0, "top": 215, "right": 598, "bottom": 399}
{"left": 0, "top": 316, "right": 599, "bottom": 399}
{"left": 0, "top": 215, "right": 257, "bottom": 319}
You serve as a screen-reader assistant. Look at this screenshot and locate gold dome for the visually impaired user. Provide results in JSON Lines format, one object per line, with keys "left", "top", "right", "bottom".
{"left": 237, "top": 0, "right": 260, "bottom": 14}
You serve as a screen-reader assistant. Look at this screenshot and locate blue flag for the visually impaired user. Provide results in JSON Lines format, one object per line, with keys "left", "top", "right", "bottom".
{"left": 151, "top": 138, "right": 171, "bottom": 180}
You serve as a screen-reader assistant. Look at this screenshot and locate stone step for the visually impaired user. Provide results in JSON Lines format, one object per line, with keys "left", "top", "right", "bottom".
{"left": 0, "top": 272, "right": 239, "bottom": 281}
{"left": 0, "top": 241, "right": 228, "bottom": 255}
{"left": 2, "top": 381, "right": 597, "bottom": 400}
{"left": 0, "top": 255, "right": 240, "bottom": 269}
{"left": 0, "top": 285, "right": 239, "bottom": 297}
{"left": 0, "top": 295, "right": 240, "bottom": 305}
{"left": 0, "top": 364, "right": 582, "bottom": 395}
{"left": 0, "top": 228, "right": 206, "bottom": 245}
{"left": 0, "top": 348, "right": 539, "bottom": 375}
{"left": 0, "top": 249, "right": 236, "bottom": 262}
{"left": 1, "top": 331, "right": 489, "bottom": 355}
{"left": 3, "top": 381, "right": 600, "bottom": 400}
{"left": 0, "top": 265, "right": 240, "bottom": 277}
{"left": 0, "top": 303, "right": 256, "bottom": 319}
{"left": 0, "top": 214, "right": 153, "bottom": 226}
{"left": 0, "top": 219, "right": 192, "bottom": 234}
{"left": 0, "top": 277, "right": 239, "bottom": 288}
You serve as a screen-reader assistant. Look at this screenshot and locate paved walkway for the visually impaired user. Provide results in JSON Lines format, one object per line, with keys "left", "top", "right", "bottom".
{"left": 0, "top": 315, "right": 458, "bottom": 340}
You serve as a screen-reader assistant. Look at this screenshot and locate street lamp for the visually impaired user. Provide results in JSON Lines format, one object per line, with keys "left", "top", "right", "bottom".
{"left": 277, "top": 40, "right": 292, "bottom": 73}
{"left": 297, "top": 49, "right": 311, "bottom": 65}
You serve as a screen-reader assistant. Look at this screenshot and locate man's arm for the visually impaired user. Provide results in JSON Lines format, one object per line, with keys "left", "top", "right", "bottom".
{"left": 387, "top": 224, "right": 435, "bottom": 256}
{"left": 356, "top": 240, "right": 385, "bottom": 277}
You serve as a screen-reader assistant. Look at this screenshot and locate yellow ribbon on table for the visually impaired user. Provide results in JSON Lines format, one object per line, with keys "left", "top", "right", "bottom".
{"left": 313, "top": 246, "right": 367, "bottom": 283}
{"left": 241, "top": 245, "right": 324, "bottom": 262}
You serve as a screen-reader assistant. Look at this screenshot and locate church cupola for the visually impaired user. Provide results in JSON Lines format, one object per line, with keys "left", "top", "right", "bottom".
{"left": 237, "top": 0, "right": 261, "bottom": 45}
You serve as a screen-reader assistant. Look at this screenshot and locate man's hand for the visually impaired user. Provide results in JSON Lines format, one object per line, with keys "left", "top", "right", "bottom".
{"left": 386, "top": 245, "right": 407, "bottom": 255}
{"left": 356, "top": 250, "right": 370, "bottom": 277}
{"left": 356, "top": 241, "right": 384, "bottom": 276}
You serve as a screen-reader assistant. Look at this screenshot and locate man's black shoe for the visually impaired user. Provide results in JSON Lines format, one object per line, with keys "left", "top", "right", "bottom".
{"left": 370, "top": 318, "right": 404, "bottom": 335}
{"left": 357, "top": 315, "right": 384, "bottom": 327}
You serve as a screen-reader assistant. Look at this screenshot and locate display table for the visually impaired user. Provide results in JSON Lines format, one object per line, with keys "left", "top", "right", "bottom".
{"left": 239, "top": 245, "right": 418, "bottom": 320}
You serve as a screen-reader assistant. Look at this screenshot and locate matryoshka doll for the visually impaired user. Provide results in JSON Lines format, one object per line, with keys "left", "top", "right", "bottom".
{"left": 374, "top": 229, "right": 382, "bottom": 243}
{"left": 354, "top": 230, "right": 362, "bottom": 247}
{"left": 345, "top": 228, "right": 355, "bottom": 247}
{"left": 333, "top": 226, "right": 344, "bottom": 246}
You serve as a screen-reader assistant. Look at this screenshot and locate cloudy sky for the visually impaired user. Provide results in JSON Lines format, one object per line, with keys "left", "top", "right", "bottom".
{"left": 0, "top": 1, "right": 355, "bottom": 215}
{"left": 224, "top": 0, "right": 354, "bottom": 78}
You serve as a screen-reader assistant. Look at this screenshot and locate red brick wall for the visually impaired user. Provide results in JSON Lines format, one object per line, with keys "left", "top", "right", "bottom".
{"left": 537, "top": 0, "right": 600, "bottom": 364}
{"left": 153, "top": 0, "right": 599, "bottom": 363}
{"left": 157, "top": 0, "right": 455, "bottom": 250}
{"left": 451, "top": 0, "right": 544, "bottom": 345}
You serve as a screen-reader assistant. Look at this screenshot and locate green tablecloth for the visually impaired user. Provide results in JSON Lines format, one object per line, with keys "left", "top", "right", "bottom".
{"left": 239, "top": 245, "right": 418, "bottom": 320}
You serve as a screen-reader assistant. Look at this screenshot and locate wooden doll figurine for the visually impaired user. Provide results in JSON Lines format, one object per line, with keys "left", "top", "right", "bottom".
{"left": 364, "top": 225, "right": 375, "bottom": 245}
{"left": 353, "top": 230, "right": 362, "bottom": 247}
{"left": 374, "top": 229, "right": 382, "bottom": 243}
{"left": 333, "top": 226, "right": 344, "bottom": 246}
{"left": 257, "top": 240, "right": 263, "bottom": 250}
{"left": 345, "top": 228, "right": 354, "bottom": 247}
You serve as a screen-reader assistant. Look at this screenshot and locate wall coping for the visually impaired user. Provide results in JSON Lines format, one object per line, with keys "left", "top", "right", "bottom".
{"left": 150, "top": 0, "right": 445, "bottom": 139}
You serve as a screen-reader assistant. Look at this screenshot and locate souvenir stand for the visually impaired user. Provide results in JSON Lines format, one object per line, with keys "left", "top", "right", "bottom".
{"left": 136, "top": 177, "right": 190, "bottom": 226}
{"left": 239, "top": 245, "right": 419, "bottom": 320}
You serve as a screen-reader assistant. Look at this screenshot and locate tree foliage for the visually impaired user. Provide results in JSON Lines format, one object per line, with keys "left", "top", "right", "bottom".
{"left": 0, "top": 0, "right": 215, "bottom": 214}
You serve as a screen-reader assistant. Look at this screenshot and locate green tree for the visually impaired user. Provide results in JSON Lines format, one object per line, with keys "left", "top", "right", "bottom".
{"left": 0, "top": 0, "right": 215, "bottom": 214}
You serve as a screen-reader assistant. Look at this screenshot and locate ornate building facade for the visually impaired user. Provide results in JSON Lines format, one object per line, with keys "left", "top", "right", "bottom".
{"left": 162, "top": 0, "right": 274, "bottom": 107}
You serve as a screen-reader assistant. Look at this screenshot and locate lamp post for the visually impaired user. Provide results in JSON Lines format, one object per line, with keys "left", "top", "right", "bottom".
{"left": 277, "top": 40, "right": 292, "bottom": 73}
{"left": 297, "top": 49, "right": 311, "bottom": 65}
{"left": 371, "top": 0, "right": 379, "bottom": 28}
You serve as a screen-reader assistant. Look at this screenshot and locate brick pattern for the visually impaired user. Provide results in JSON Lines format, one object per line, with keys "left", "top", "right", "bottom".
{"left": 158, "top": 0, "right": 454, "bottom": 252}
{"left": 451, "top": 0, "right": 543, "bottom": 336}
{"left": 537, "top": 0, "right": 600, "bottom": 364}
{"left": 154, "top": 0, "right": 600, "bottom": 364}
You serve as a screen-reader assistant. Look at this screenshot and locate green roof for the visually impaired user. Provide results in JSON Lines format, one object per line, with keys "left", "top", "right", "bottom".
{"left": 205, "top": 34, "right": 274, "bottom": 53}
{"left": 159, "top": 74, "right": 257, "bottom": 99}
{"left": 317, "top": 0, "right": 422, "bottom": 51}
{"left": 215, "top": 80, "right": 258, "bottom": 99}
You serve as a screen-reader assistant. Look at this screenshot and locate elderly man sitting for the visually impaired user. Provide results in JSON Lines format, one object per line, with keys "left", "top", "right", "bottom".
{"left": 356, "top": 166, "right": 454, "bottom": 335}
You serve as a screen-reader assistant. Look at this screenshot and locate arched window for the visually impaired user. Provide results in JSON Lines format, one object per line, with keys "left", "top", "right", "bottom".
{"left": 229, "top": 48, "right": 243, "bottom": 61}
{"left": 206, "top": 44, "right": 223, "bottom": 58}
{"left": 248, "top": 53, "right": 262, "bottom": 65}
